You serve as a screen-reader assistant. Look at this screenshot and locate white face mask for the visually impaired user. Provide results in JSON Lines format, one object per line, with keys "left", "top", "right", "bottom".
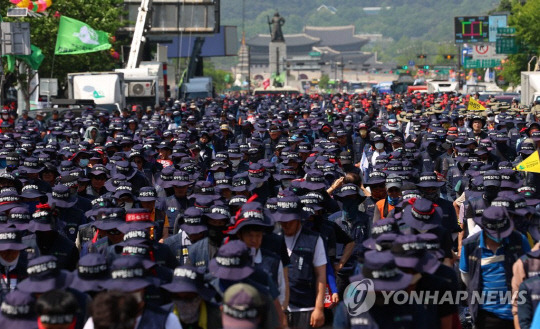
{"left": 124, "top": 202, "right": 134, "bottom": 210}
{"left": 256, "top": 182, "right": 264, "bottom": 188}
{"left": 0, "top": 254, "right": 19, "bottom": 267}
{"left": 375, "top": 143, "right": 384, "bottom": 150}
{"left": 214, "top": 172, "right": 226, "bottom": 179}
{"left": 250, "top": 247, "right": 257, "bottom": 257}
{"left": 130, "top": 290, "right": 144, "bottom": 304}
{"left": 231, "top": 159, "right": 241, "bottom": 167}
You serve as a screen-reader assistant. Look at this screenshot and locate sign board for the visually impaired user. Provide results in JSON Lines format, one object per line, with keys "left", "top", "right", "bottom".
{"left": 123, "top": 0, "right": 220, "bottom": 35}
{"left": 6, "top": 8, "right": 28, "bottom": 17}
{"left": 471, "top": 44, "right": 505, "bottom": 60}
{"left": 463, "top": 58, "right": 501, "bottom": 69}
{"left": 39, "top": 78, "right": 58, "bottom": 97}
{"left": 496, "top": 37, "right": 518, "bottom": 54}
{"left": 454, "top": 16, "right": 490, "bottom": 43}
{"left": 488, "top": 15, "right": 507, "bottom": 42}
{"left": 497, "top": 27, "right": 515, "bottom": 35}
{"left": 309, "top": 51, "right": 321, "bottom": 57}
{"left": 164, "top": 25, "right": 238, "bottom": 58}
{"left": 408, "top": 60, "right": 415, "bottom": 66}
{"left": 1, "top": 22, "right": 31, "bottom": 55}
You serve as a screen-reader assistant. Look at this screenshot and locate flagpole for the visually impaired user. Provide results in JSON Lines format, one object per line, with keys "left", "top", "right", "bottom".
{"left": 50, "top": 53, "right": 55, "bottom": 79}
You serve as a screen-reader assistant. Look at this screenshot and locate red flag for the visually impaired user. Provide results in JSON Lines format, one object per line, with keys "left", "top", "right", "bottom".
{"left": 262, "top": 78, "right": 270, "bottom": 90}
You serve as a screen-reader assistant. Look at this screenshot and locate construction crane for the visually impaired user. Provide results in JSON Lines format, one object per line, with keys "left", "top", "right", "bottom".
{"left": 126, "top": 0, "right": 153, "bottom": 69}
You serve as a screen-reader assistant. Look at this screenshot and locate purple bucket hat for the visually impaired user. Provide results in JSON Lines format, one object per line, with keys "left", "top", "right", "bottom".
{"left": 349, "top": 250, "right": 413, "bottom": 291}
{"left": 17, "top": 256, "right": 72, "bottom": 294}
{"left": 391, "top": 234, "right": 440, "bottom": 275}
{"left": 208, "top": 240, "right": 255, "bottom": 281}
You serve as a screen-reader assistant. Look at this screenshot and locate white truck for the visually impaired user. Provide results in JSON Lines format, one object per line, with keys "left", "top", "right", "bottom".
{"left": 181, "top": 77, "right": 213, "bottom": 99}
{"left": 116, "top": 61, "right": 164, "bottom": 108}
{"left": 67, "top": 72, "right": 125, "bottom": 111}
{"left": 520, "top": 71, "right": 540, "bottom": 107}
{"left": 426, "top": 80, "right": 459, "bottom": 93}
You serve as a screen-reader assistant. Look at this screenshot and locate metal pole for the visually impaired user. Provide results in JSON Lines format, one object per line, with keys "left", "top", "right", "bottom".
{"left": 341, "top": 56, "right": 344, "bottom": 83}
{"left": 0, "top": 23, "right": 3, "bottom": 106}
{"left": 247, "top": 45, "right": 251, "bottom": 94}
{"left": 457, "top": 44, "right": 462, "bottom": 89}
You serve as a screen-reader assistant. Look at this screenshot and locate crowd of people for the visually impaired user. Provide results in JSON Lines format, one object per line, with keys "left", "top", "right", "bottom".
{"left": 0, "top": 91, "right": 538, "bottom": 329}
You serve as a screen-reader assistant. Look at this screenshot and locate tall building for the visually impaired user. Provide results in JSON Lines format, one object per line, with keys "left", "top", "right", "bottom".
{"left": 234, "top": 32, "right": 250, "bottom": 86}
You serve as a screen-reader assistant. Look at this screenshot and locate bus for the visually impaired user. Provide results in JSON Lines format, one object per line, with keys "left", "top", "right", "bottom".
{"left": 252, "top": 87, "right": 301, "bottom": 96}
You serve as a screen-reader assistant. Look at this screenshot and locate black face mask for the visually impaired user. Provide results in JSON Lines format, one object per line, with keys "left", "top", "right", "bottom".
{"left": 421, "top": 189, "right": 439, "bottom": 202}
{"left": 208, "top": 225, "right": 225, "bottom": 245}
{"left": 249, "top": 155, "right": 261, "bottom": 163}
{"left": 484, "top": 187, "right": 499, "bottom": 201}
{"left": 341, "top": 198, "right": 359, "bottom": 220}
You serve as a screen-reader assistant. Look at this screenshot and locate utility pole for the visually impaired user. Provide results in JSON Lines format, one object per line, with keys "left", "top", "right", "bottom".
{"left": 457, "top": 44, "right": 462, "bottom": 88}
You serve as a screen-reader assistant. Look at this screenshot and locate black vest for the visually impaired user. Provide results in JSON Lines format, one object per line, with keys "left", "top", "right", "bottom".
{"left": 288, "top": 227, "right": 319, "bottom": 308}
{"left": 137, "top": 304, "right": 169, "bottom": 329}
{"left": 256, "top": 248, "right": 280, "bottom": 285}
{"left": 187, "top": 237, "right": 210, "bottom": 274}
{"left": 519, "top": 275, "right": 540, "bottom": 329}
{"left": 522, "top": 249, "right": 540, "bottom": 279}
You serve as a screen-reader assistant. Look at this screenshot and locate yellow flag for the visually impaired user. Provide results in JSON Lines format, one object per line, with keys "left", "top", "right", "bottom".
{"left": 468, "top": 97, "right": 486, "bottom": 111}
{"left": 514, "top": 150, "right": 540, "bottom": 173}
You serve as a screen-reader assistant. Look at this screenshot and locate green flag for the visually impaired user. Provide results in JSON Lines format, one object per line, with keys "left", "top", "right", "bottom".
{"left": 3, "top": 45, "right": 44, "bottom": 72}
{"left": 54, "top": 16, "right": 111, "bottom": 55}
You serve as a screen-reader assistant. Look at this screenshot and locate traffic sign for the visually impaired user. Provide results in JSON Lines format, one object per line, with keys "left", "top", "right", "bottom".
{"left": 408, "top": 60, "right": 415, "bottom": 66}
{"left": 488, "top": 15, "right": 507, "bottom": 42}
{"left": 309, "top": 51, "right": 321, "bottom": 57}
{"left": 471, "top": 44, "right": 505, "bottom": 60}
{"left": 454, "top": 16, "right": 490, "bottom": 43}
{"left": 497, "top": 27, "right": 516, "bottom": 35}
{"left": 463, "top": 58, "right": 501, "bottom": 69}
{"left": 475, "top": 45, "right": 489, "bottom": 55}
{"left": 496, "top": 37, "right": 518, "bottom": 54}
{"left": 39, "top": 78, "right": 58, "bottom": 97}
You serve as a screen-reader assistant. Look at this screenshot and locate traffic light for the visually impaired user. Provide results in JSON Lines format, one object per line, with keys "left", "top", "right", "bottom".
{"left": 423, "top": 65, "right": 430, "bottom": 70}
{"left": 165, "top": 85, "right": 171, "bottom": 98}
{"left": 444, "top": 55, "right": 455, "bottom": 60}
{"left": 417, "top": 54, "right": 427, "bottom": 59}
{"left": 402, "top": 65, "right": 408, "bottom": 70}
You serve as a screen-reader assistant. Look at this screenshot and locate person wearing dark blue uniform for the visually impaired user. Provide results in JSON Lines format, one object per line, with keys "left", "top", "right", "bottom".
{"left": 460, "top": 206, "right": 530, "bottom": 329}
{"left": 273, "top": 196, "right": 327, "bottom": 329}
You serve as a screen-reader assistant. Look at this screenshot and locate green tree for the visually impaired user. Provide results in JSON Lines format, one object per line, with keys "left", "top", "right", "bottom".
{"left": 319, "top": 73, "right": 329, "bottom": 89}
{"left": 0, "top": 0, "right": 126, "bottom": 104}
{"left": 500, "top": 0, "right": 540, "bottom": 85}
{"left": 203, "top": 60, "right": 232, "bottom": 94}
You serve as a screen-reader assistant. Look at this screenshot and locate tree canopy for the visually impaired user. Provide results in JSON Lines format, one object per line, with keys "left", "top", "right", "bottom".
{"left": 500, "top": 0, "right": 540, "bottom": 85}
{"left": 0, "top": 0, "right": 126, "bottom": 88}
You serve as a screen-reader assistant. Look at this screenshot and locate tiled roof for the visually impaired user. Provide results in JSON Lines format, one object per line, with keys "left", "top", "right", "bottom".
{"left": 247, "top": 34, "right": 320, "bottom": 47}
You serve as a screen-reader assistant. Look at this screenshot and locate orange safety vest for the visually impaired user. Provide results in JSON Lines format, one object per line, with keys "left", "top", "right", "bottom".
{"left": 375, "top": 198, "right": 395, "bottom": 220}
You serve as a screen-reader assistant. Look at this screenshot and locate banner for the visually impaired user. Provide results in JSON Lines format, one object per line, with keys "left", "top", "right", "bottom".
{"left": 468, "top": 97, "right": 486, "bottom": 111}
{"left": 514, "top": 151, "right": 540, "bottom": 173}
{"left": 54, "top": 16, "right": 111, "bottom": 55}
{"left": 262, "top": 78, "right": 270, "bottom": 90}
